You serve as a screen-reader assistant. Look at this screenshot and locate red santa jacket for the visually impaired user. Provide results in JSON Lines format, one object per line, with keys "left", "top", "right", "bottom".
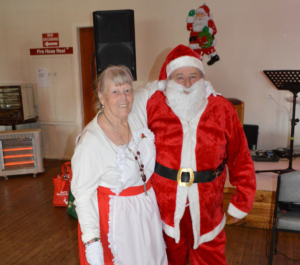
{"left": 147, "top": 91, "right": 256, "bottom": 248}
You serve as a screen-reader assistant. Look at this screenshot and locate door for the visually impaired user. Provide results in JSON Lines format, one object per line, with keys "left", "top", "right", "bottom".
{"left": 79, "top": 27, "right": 97, "bottom": 126}
{"left": 32, "top": 58, "right": 56, "bottom": 122}
{"left": 52, "top": 57, "right": 75, "bottom": 122}
{"left": 32, "top": 57, "right": 75, "bottom": 123}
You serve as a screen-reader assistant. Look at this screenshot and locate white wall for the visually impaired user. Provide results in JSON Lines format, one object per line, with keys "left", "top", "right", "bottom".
{"left": 1, "top": 0, "right": 300, "bottom": 157}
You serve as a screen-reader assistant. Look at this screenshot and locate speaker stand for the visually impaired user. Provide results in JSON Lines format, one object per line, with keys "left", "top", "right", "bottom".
{"left": 255, "top": 70, "right": 300, "bottom": 174}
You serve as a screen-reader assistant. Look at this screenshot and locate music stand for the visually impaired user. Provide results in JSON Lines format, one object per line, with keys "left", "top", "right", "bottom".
{"left": 255, "top": 70, "right": 300, "bottom": 174}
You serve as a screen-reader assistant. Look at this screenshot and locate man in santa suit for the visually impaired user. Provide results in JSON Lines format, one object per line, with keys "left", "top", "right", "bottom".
{"left": 187, "top": 4, "right": 220, "bottom": 65}
{"left": 147, "top": 45, "right": 256, "bottom": 265}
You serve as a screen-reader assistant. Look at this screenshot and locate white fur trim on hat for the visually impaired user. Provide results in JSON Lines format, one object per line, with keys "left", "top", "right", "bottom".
{"left": 166, "top": 56, "right": 205, "bottom": 78}
{"left": 196, "top": 8, "right": 206, "bottom": 14}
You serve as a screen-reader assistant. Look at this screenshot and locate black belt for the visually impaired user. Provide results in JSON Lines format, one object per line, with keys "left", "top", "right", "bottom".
{"left": 154, "top": 160, "right": 226, "bottom": 187}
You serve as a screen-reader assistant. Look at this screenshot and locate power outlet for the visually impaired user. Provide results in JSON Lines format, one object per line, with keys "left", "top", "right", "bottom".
{"left": 266, "top": 92, "right": 274, "bottom": 99}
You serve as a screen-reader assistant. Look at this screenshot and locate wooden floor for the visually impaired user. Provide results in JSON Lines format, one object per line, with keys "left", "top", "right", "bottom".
{"left": 1, "top": 159, "right": 300, "bottom": 265}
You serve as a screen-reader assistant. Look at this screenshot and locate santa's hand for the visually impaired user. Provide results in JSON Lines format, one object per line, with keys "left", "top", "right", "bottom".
{"left": 188, "top": 9, "right": 195, "bottom": 16}
{"left": 85, "top": 241, "right": 104, "bottom": 265}
{"left": 205, "top": 81, "right": 220, "bottom": 98}
{"left": 203, "top": 26, "right": 209, "bottom": 33}
{"left": 233, "top": 218, "right": 240, "bottom": 223}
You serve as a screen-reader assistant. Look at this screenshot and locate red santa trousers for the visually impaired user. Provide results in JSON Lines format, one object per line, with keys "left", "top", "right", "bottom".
{"left": 193, "top": 46, "right": 216, "bottom": 57}
{"left": 78, "top": 180, "right": 152, "bottom": 265}
{"left": 163, "top": 206, "right": 228, "bottom": 265}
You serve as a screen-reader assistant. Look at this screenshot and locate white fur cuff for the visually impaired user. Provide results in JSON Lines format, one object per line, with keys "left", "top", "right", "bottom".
{"left": 187, "top": 16, "right": 194, "bottom": 23}
{"left": 189, "top": 43, "right": 200, "bottom": 50}
{"left": 227, "top": 203, "right": 248, "bottom": 219}
{"left": 85, "top": 241, "right": 104, "bottom": 265}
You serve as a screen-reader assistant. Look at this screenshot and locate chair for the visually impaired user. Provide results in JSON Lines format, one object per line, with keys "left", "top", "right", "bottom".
{"left": 269, "top": 171, "right": 300, "bottom": 264}
{"left": 226, "top": 98, "right": 244, "bottom": 126}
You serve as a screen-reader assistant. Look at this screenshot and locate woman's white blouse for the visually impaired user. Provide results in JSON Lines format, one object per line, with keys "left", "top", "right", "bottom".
{"left": 71, "top": 83, "right": 158, "bottom": 243}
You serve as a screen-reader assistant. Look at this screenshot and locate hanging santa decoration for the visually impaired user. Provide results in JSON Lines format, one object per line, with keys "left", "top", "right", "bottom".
{"left": 187, "top": 4, "right": 220, "bottom": 65}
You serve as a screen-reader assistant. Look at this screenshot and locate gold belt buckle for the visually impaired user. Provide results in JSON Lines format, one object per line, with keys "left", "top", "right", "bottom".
{"left": 177, "top": 168, "right": 194, "bottom": 187}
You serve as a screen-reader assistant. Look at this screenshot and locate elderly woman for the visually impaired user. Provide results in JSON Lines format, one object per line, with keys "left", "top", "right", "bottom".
{"left": 71, "top": 66, "right": 167, "bottom": 265}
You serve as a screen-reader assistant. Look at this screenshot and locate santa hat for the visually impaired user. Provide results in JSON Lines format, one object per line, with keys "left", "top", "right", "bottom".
{"left": 196, "top": 4, "right": 210, "bottom": 16}
{"left": 158, "top": 44, "right": 205, "bottom": 82}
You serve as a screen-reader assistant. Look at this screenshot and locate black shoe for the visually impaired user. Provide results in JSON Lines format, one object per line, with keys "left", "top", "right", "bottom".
{"left": 207, "top": 55, "right": 220, "bottom": 65}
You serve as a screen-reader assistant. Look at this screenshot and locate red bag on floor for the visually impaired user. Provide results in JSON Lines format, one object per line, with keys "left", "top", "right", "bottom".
{"left": 53, "top": 162, "right": 72, "bottom": 207}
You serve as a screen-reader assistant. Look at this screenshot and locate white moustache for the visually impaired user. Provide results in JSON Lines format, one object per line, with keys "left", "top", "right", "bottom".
{"left": 165, "top": 79, "right": 207, "bottom": 122}
{"left": 166, "top": 79, "right": 205, "bottom": 94}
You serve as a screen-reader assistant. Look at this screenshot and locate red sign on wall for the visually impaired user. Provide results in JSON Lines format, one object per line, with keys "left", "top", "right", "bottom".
{"left": 30, "top": 47, "right": 73, "bottom": 55}
{"left": 42, "top": 33, "right": 59, "bottom": 47}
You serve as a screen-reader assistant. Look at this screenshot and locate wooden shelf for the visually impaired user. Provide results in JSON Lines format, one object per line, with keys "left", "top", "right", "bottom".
{"left": 0, "top": 116, "right": 38, "bottom": 130}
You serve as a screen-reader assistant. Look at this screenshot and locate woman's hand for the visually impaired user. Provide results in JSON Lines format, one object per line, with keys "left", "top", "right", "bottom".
{"left": 85, "top": 241, "right": 104, "bottom": 265}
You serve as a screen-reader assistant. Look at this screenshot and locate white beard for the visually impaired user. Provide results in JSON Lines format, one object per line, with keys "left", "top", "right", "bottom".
{"left": 192, "top": 16, "right": 208, "bottom": 32}
{"left": 165, "top": 79, "right": 207, "bottom": 122}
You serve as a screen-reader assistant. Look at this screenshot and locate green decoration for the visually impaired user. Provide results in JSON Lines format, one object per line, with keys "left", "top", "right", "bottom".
{"left": 197, "top": 31, "right": 213, "bottom": 49}
{"left": 188, "top": 9, "right": 195, "bottom": 16}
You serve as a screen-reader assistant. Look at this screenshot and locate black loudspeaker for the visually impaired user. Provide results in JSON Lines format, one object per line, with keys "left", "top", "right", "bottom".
{"left": 243, "top": 124, "right": 259, "bottom": 150}
{"left": 93, "top": 10, "right": 137, "bottom": 80}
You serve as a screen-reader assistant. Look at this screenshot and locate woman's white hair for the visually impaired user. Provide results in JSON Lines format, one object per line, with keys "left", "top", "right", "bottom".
{"left": 94, "top": 65, "right": 133, "bottom": 112}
